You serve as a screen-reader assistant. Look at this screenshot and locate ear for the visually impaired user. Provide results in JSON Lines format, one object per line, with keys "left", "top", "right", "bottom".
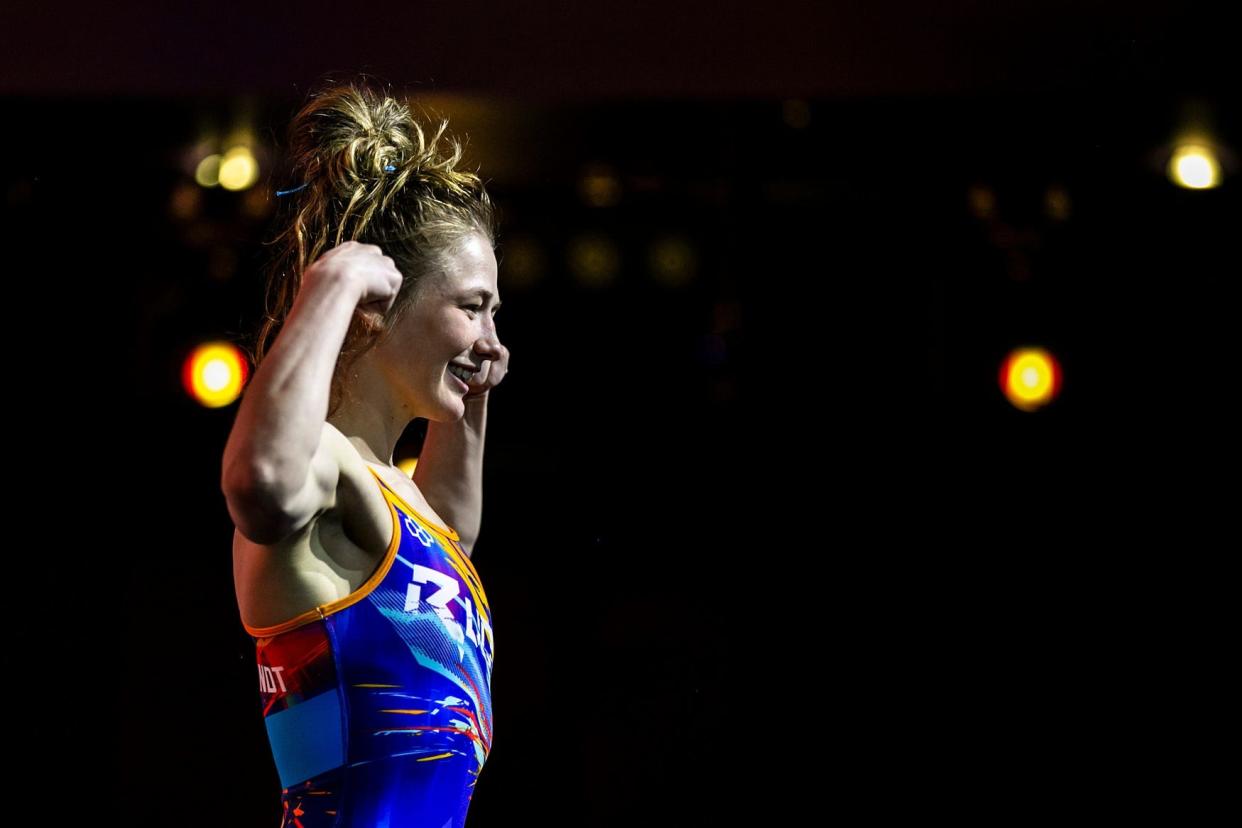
{"left": 355, "top": 304, "right": 389, "bottom": 334}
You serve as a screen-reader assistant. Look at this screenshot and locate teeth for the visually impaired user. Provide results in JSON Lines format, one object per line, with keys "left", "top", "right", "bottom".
{"left": 449, "top": 365, "right": 472, "bottom": 381}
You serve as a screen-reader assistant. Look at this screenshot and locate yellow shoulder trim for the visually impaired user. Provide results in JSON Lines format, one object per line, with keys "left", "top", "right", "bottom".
{"left": 363, "top": 464, "right": 461, "bottom": 542}
{"left": 242, "top": 481, "right": 403, "bottom": 639}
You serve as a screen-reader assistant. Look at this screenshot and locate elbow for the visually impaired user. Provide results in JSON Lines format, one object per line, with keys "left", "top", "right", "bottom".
{"left": 222, "top": 479, "right": 296, "bottom": 546}
{"left": 222, "top": 455, "right": 291, "bottom": 504}
{"left": 222, "top": 440, "right": 308, "bottom": 502}
{"left": 221, "top": 452, "right": 268, "bottom": 497}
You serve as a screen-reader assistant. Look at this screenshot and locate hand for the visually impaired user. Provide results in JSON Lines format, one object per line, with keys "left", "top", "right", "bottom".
{"left": 303, "top": 240, "right": 403, "bottom": 325}
{"left": 463, "top": 342, "right": 510, "bottom": 402}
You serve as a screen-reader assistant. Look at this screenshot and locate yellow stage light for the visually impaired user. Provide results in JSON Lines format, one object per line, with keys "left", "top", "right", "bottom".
{"left": 999, "top": 346, "right": 1062, "bottom": 412}
{"left": 183, "top": 341, "right": 249, "bottom": 408}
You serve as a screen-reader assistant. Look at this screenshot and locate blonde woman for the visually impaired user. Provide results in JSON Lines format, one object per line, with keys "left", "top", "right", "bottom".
{"left": 222, "top": 76, "right": 507, "bottom": 827}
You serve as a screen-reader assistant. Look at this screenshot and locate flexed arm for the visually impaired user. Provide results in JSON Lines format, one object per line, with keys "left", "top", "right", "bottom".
{"left": 414, "top": 344, "right": 510, "bottom": 556}
{"left": 415, "top": 396, "right": 488, "bottom": 555}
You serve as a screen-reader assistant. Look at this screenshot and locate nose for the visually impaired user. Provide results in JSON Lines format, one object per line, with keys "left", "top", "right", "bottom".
{"left": 472, "top": 321, "right": 503, "bottom": 361}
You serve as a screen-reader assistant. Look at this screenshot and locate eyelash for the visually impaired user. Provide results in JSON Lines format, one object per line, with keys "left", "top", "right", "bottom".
{"left": 464, "top": 304, "right": 498, "bottom": 317}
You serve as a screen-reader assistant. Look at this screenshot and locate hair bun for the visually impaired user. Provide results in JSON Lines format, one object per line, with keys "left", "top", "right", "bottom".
{"left": 254, "top": 73, "right": 496, "bottom": 420}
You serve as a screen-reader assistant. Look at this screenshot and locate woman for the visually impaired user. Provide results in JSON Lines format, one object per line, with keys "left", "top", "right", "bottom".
{"left": 221, "top": 77, "right": 508, "bottom": 828}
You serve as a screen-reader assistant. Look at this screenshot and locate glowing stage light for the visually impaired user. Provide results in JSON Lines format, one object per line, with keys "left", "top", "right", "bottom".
{"left": 567, "top": 233, "right": 620, "bottom": 287}
{"left": 647, "top": 235, "right": 697, "bottom": 288}
{"left": 183, "top": 341, "right": 250, "bottom": 408}
{"left": 1168, "top": 144, "right": 1222, "bottom": 189}
{"left": 219, "top": 146, "right": 259, "bottom": 191}
{"left": 967, "top": 184, "right": 996, "bottom": 220}
{"left": 998, "top": 346, "right": 1062, "bottom": 412}
{"left": 195, "top": 154, "right": 222, "bottom": 187}
{"left": 578, "top": 162, "right": 621, "bottom": 207}
{"left": 497, "top": 234, "right": 546, "bottom": 290}
{"left": 1044, "top": 184, "right": 1072, "bottom": 221}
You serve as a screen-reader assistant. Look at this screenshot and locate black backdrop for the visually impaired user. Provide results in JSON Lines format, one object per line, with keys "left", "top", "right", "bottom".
{"left": 4, "top": 7, "right": 1232, "bottom": 826}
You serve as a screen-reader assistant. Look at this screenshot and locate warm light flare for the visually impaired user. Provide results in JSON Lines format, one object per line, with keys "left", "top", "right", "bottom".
{"left": 219, "top": 146, "right": 260, "bottom": 191}
{"left": 1168, "top": 144, "right": 1222, "bottom": 189}
{"left": 183, "top": 341, "right": 249, "bottom": 408}
{"left": 999, "top": 347, "right": 1062, "bottom": 412}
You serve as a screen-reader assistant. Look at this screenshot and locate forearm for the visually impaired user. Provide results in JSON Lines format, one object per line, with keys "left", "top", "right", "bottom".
{"left": 222, "top": 275, "right": 360, "bottom": 496}
{"left": 413, "top": 394, "right": 488, "bottom": 547}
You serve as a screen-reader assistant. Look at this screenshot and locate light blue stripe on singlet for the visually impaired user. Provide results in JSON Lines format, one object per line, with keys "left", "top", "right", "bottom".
{"left": 264, "top": 689, "right": 346, "bottom": 787}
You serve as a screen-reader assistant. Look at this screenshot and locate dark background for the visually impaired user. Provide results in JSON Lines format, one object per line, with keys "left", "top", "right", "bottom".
{"left": 4, "top": 2, "right": 1230, "bottom": 824}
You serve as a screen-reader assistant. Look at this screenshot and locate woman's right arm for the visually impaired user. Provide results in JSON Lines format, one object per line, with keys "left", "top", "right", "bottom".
{"left": 221, "top": 242, "right": 404, "bottom": 543}
{"left": 220, "top": 267, "right": 362, "bottom": 544}
{"left": 221, "top": 243, "right": 404, "bottom": 546}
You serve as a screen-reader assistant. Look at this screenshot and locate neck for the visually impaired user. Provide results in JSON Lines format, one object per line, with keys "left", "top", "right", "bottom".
{"left": 327, "top": 362, "right": 413, "bottom": 468}
{"left": 328, "top": 402, "right": 409, "bottom": 467}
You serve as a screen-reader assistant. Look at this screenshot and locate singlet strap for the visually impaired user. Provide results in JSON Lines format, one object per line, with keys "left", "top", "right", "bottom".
{"left": 364, "top": 464, "right": 461, "bottom": 541}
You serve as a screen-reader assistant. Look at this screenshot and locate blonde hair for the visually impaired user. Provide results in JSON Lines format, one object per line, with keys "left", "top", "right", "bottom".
{"left": 250, "top": 74, "right": 497, "bottom": 417}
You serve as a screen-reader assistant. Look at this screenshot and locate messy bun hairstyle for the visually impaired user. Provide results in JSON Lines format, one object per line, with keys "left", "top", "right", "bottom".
{"left": 251, "top": 75, "right": 497, "bottom": 418}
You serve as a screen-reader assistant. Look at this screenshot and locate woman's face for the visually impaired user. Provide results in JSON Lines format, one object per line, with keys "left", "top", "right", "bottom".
{"left": 376, "top": 232, "right": 502, "bottom": 421}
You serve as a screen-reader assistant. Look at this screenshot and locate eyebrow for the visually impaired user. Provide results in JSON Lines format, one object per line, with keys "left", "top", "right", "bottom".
{"left": 467, "top": 288, "right": 502, "bottom": 310}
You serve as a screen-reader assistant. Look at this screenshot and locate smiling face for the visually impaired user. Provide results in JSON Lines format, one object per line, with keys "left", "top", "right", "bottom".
{"left": 373, "top": 231, "right": 502, "bottom": 421}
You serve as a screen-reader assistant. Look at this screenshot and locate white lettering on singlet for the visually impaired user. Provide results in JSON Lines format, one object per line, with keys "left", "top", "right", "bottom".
{"left": 406, "top": 565, "right": 467, "bottom": 660}
{"left": 456, "top": 593, "right": 495, "bottom": 677}
{"left": 400, "top": 511, "right": 493, "bottom": 670}
{"left": 258, "top": 663, "right": 287, "bottom": 694}
{"left": 404, "top": 514, "right": 435, "bottom": 548}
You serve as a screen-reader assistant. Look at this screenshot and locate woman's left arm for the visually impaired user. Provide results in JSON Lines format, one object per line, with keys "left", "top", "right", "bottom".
{"left": 414, "top": 395, "right": 488, "bottom": 554}
{"left": 413, "top": 344, "right": 509, "bottom": 555}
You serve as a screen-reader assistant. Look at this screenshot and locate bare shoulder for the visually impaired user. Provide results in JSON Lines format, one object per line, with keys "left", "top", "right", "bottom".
{"left": 229, "top": 422, "right": 390, "bottom": 562}
{"left": 231, "top": 425, "right": 397, "bottom": 628}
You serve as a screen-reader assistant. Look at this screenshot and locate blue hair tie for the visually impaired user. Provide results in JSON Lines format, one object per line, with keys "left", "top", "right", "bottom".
{"left": 276, "top": 164, "right": 397, "bottom": 197}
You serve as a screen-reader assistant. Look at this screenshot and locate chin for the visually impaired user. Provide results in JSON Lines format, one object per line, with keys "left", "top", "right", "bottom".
{"left": 427, "top": 406, "right": 466, "bottom": 424}
{"left": 426, "top": 388, "right": 468, "bottom": 422}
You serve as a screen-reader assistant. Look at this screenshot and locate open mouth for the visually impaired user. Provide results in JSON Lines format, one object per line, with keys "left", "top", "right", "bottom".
{"left": 447, "top": 365, "right": 473, "bottom": 390}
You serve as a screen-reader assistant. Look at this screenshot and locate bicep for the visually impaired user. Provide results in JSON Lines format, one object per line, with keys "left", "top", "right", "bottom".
{"left": 280, "top": 426, "right": 343, "bottom": 531}
{"left": 225, "top": 422, "right": 343, "bottom": 545}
